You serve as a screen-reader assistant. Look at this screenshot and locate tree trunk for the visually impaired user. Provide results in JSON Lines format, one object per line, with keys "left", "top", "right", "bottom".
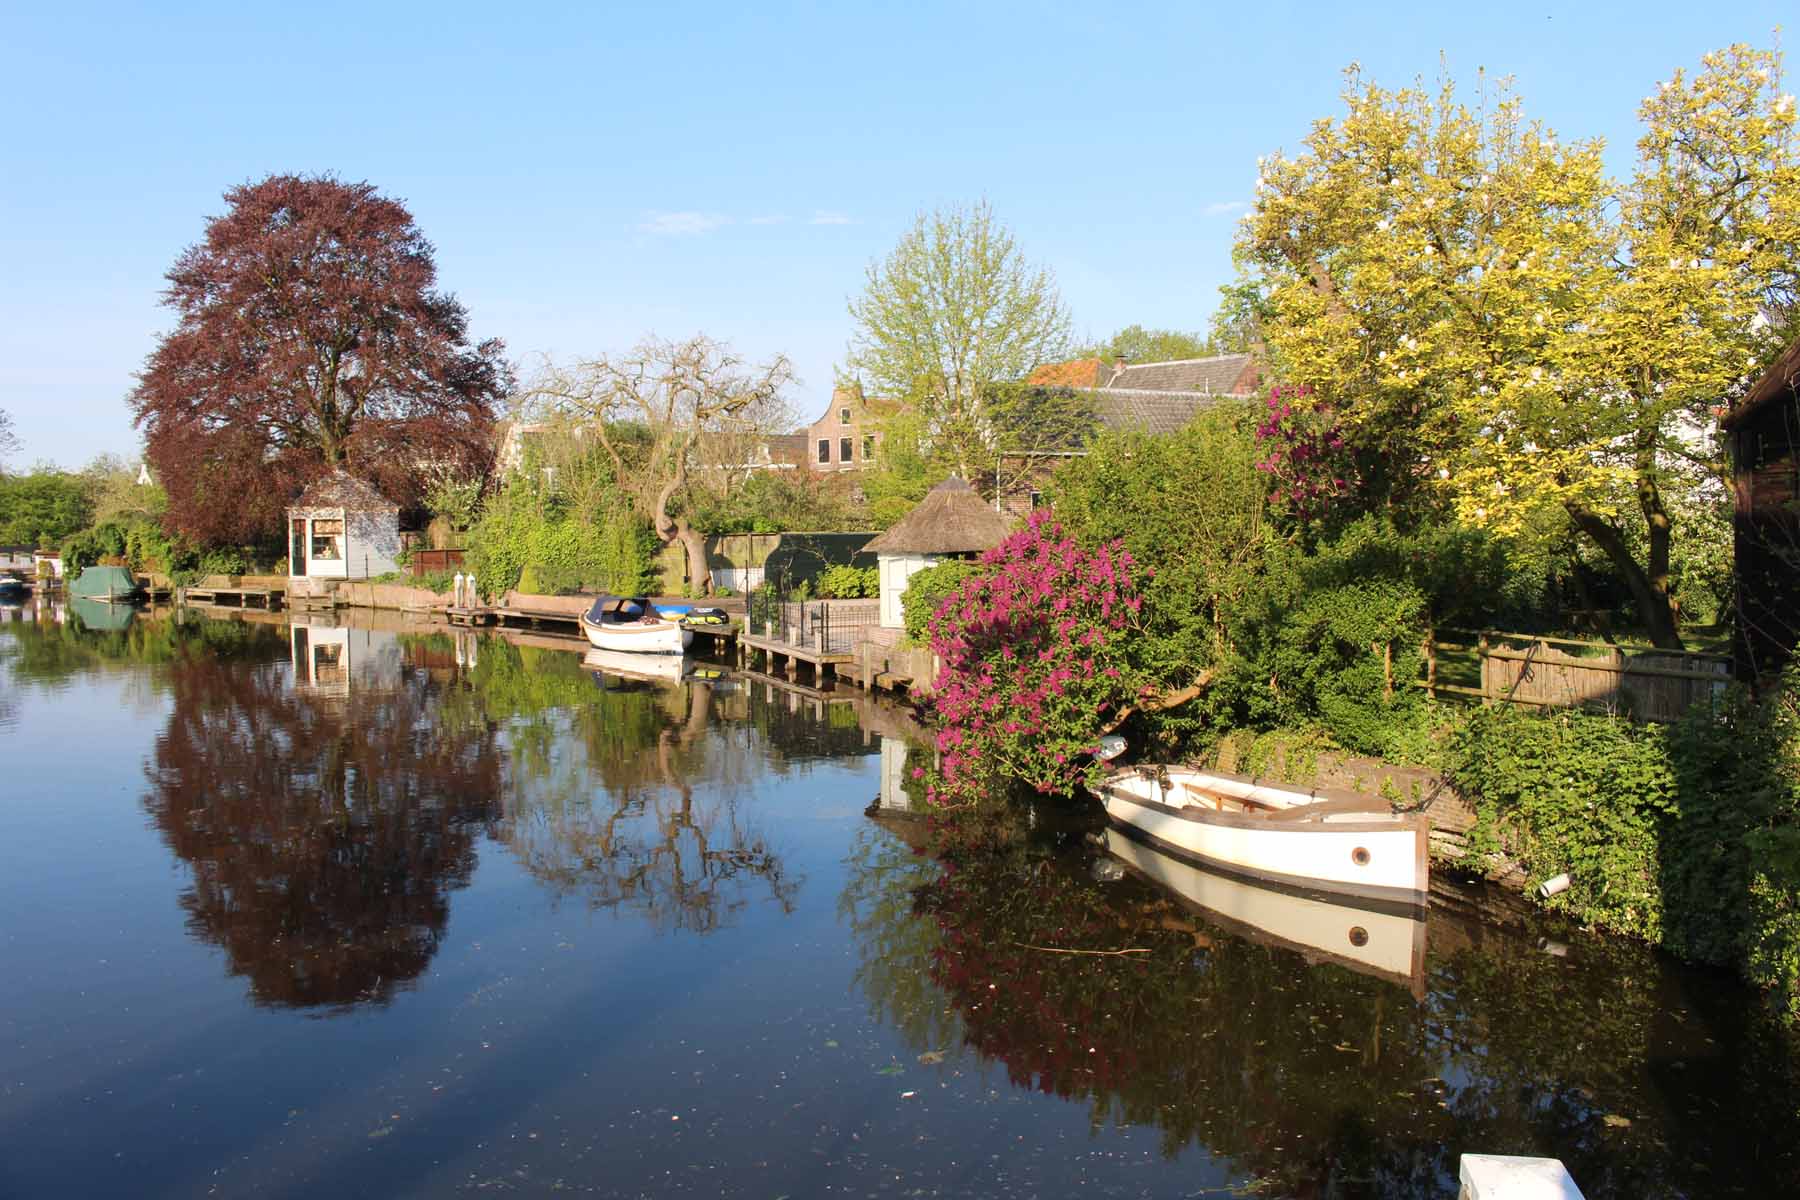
{"left": 1565, "top": 502, "right": 1683, "bottom": 650}
{"left": 675, "top": 519, "right": 711, "bottom": 596}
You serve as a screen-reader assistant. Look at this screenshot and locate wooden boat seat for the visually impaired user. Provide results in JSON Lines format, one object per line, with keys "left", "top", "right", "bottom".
{"left": 1260, "top": 793, "right": 1397, "bottom": 822}
{"left": 1178, "top": 782, "right": 1282, "bottom": 813}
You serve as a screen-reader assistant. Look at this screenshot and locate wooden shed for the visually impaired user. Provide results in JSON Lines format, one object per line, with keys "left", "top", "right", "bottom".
{"left": 862, "top": 476, "right": 1013, "bottom": 629}
{"left": 286, "top": 471, "right": 402, "bottom": 583}
{"left": 1723, "top": 334, "right": 1800, "bottom": 682}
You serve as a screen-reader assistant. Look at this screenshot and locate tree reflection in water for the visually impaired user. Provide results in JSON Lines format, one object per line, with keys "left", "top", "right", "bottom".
{"left": 845, "top": 812, "right": 1800, "bottom": 1199}
{"left": 142, "top": 625, "right": 502, "bottom": 1012}
{"left": 418, "top": 635, "right": 807, "bottom": 935}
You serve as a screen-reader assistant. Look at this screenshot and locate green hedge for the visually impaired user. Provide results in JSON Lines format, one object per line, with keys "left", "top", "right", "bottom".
{"left": 900, "top": 559, "right": 979, "bottom": 645}
{"left": 1450, "top": 678, "right": 1800, "bottom": 1021}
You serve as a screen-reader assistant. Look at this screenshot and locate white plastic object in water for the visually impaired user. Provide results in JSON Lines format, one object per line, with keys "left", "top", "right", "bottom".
{"left": 1459, "top": 1154, "right": 1583, "bottom": 1200}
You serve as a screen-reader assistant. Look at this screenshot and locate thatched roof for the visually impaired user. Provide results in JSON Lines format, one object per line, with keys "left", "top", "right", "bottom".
{"left": 290, "top": 470, "right": 398, "bottom": 512}
{"left": 863, "top": 477, "right": 1014, "bottom": 556}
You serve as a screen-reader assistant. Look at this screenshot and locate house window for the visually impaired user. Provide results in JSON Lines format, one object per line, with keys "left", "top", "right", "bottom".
{"left": 1029, "top": 490, "right": 1043, "bottom": 510}
{"left": 839, "top": 407, "right": 851, "bottom": 424}
{"left": 840, "top": 437, "right": 853, "bottom": 462}
{"left": 862, "top": 434, "right": 875, "bottom": 461}
{"left": 817, "top": 439, "right": 831, "bottom": 463}
{"left": 310, "top": 518, "right": 344, "bottom": 561}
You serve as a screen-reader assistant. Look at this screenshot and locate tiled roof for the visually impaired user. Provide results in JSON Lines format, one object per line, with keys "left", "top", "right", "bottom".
{"left": 292, "top": 470, "right": 397, "bottom": 511}
{"left": 1093, "top": 390, "right": 1243, "bottom": 436}
{"left": 1107, "top": 353, "right": 1258, "bottom": 395}
{"left": 1026, "top": 357, "right": 1105, "bottom": 388}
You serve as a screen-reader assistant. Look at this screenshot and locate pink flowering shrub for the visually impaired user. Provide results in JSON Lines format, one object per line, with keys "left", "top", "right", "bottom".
{"left": 924, "top": 510, "right": 1150, "bottom": 815}
{"left": 1254, "top": 384, "right": 1353, "bottom": 521}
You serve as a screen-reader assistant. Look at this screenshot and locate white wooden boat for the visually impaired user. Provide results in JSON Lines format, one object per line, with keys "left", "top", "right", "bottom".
{"left": 1097, "top": 764, "right": 1429, "bottom": 906}
{"left": 579, "top": 595, "right": 693, "bottom": 655}
{"left": 1105, "top": 826, "right": 1426, "bottom": 995}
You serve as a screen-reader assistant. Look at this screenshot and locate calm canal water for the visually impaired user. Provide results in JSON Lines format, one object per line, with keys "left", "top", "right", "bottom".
{"left": 2, "top": 603, "right": 1797, "bottom": 1199}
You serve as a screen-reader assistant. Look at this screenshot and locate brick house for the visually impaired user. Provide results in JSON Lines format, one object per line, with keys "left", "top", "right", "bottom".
{"left": 800, "top": 382, "right": 897, "bottom": 472}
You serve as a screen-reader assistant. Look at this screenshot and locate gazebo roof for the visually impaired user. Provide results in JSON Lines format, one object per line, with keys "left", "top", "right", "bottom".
{"left": 290, "top": 470, "right": 398, "bottom": 512}
{"left": 862, "top": 476, "right": 1014, "bottom": 556}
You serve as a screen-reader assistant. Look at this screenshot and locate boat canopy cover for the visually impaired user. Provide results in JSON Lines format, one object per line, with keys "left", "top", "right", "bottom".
{"left": 69, "top": 565, "right": 139, "bottom": 600}
{"left": 585, "top": 595, "right": 651, "bottom": 624}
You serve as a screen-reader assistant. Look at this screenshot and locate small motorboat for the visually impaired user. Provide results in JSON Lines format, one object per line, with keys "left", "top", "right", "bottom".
{"left": 1096, "top": 764, "right": 1429, "bottom": 906}
{"left": 578, "top": 595, "right": 693, "bottom": 655}
{"left": 0, "top": 573, "right": 28, "bottom": 597}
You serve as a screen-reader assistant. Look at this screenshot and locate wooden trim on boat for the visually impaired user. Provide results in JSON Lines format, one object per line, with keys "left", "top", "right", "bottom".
{"left": 1111, "top": 790, "right": 1422, "bottom": 837}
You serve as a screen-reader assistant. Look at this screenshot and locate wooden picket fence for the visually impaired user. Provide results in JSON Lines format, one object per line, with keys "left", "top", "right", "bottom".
{"left": 1422, "top": 629, "right": 1731, "bottom": 724}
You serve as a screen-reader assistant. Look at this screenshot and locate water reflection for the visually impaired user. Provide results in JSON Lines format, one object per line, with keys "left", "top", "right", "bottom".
{"left": 842, "top": 808, "right": 1800, "bottom": 1198}
{"left": 145, "top": 619, "right": 501, "bottom": 1012}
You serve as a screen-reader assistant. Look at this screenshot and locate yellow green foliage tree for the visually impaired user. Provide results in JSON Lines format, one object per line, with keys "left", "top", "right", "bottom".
{"left": 1237, "top": 45, "right": 1799, "bottom": 647}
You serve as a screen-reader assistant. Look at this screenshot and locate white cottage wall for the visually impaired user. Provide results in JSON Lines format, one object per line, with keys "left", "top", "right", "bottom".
{"left": 346, "top": 511, "right": 402, "bottom": 580}
{"left": 877, "top": 553, "right": 936, "bottom": 629}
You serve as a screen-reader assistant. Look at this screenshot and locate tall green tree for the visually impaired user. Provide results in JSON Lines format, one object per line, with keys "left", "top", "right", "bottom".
{"left": 846, "top": 201, "right": 1072, "bottom": 483}
{"left": 1077, "top": 324, "right": 1216, "bottom": 363}
{"left": 1236, "top": 46, "right": 1799, "bottom": 647}
{"left": 0, "top": 469, "right": 93, "bottom": 547}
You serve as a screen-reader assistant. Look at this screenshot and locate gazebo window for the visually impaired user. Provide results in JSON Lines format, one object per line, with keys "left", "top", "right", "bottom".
{"left": 310, "top": 518, "right": 344, "bottom": 561}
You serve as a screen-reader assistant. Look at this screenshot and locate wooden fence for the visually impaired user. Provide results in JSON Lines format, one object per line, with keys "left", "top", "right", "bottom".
{"left": 410, "top": 548, "right": 465, "bottom": 576}
{"left": 1423, "top": 630, "right": 1731, "bottom": 723}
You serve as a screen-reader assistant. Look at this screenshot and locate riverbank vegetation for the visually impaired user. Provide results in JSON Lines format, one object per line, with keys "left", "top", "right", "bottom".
{"left": 911, "top": 42, "right": 1799, "bottom": 1016}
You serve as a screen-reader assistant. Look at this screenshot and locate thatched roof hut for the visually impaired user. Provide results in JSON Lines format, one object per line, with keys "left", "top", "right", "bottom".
{"left": 866, "top": 477, "right": 1013, "bottom": 629}
{"left": 863, "top": 477, "right": 1013, "bottom": 556}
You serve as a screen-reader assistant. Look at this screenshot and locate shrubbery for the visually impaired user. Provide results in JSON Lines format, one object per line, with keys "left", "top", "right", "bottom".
{"left": 815, "top": 564, "right": 878, "bottom": 599}
{"left": 925, "top": 512, "right": 1149, "bottom": 818}
{"left": 899, "top": 559, "right": 978, "bottom": 643}
{"left": 1450, "top": 672, "right": 1800, "bottom": 1021}
{"left": 464, "top": 475, "right": 656, "bottom": 599}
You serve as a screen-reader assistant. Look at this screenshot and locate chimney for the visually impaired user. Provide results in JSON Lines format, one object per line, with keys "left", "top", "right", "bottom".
{"left": 1110, "top": 356, "right": 1127, "bottom": 385}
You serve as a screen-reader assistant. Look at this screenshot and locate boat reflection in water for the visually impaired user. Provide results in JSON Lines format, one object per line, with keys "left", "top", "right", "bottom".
{"left": 582, "top": 645, "right": 687, "bottom": 685}
{"left": 1104, "top": 826, "right": 1427, "bottom": 997}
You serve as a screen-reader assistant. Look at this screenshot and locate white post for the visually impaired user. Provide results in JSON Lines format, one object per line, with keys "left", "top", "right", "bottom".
{"left": 466, "top": 573, "right": 477, "bottom": 607}
{"left": 452, "top": 572, "right": 465, "bottom": 608}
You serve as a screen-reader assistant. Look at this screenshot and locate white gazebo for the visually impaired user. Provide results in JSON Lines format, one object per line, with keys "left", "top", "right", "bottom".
{"left": 862, "top": 476, "right": 1014, "bottom": 629}
{"left": 286, "top": 471, "right": 402, "bottom": 585}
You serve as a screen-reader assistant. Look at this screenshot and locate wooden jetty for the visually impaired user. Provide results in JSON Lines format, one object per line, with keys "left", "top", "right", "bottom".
{"left": 179, "top": 575, "right": 284, "bottom": 609}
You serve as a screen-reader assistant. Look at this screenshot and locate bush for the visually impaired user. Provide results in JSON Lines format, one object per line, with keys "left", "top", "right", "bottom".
{"left": 816, "top": 564, "right": 878, "bottom": 599}
{"left": 1449, "top": 672, "right": 1800, "bottom": 1021}
{"left": 900, "top": 559, "right": 978, "bottom": 644}
{"left": 464, "top": 477, "right": 656, "bottom": 600}
{"left": 926, "top": 511, "right": 1149, "bottom": 808}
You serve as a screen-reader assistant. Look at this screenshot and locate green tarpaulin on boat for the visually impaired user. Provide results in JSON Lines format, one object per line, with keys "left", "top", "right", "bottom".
{"left": 69, "top": 565, "right": 140, "bottom": 600}
{"left": 69, "top": 596, "right": 136, "bottom": 632}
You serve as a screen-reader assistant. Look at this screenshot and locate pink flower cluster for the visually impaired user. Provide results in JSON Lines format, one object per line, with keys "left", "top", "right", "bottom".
{"left": 1254, "top": 384, "right": 1353, "bottom": 520}
{"left": 924, "top": 510, "right": 1147, "bottom": 808}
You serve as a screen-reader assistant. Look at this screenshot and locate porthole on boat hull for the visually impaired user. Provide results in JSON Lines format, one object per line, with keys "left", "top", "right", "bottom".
{"left": 1351, "top": 846, "right": 1371, "bottom": 866}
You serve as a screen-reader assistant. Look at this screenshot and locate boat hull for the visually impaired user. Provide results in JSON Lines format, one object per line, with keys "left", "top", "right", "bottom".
{"left": 582, "top": 647, "right": 686, "bottom": 683}
{"left": 1099, "top": 769, "right": 1429, "bottom": 906}
{"left": 579, "top": 614, "right": 692, "bottom": 655}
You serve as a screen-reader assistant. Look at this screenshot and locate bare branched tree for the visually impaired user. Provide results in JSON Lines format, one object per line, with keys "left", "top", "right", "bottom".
{"left": 526, "top": 335, "right": 795, "bottom": 594}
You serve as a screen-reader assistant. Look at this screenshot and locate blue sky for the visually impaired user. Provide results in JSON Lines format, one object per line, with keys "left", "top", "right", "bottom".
{"left": 1, "top": 1, "right": 1791, "bottom": 468}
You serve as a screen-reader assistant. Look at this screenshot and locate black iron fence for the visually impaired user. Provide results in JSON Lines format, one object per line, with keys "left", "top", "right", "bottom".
{"left": 749, "top": 571, "right": 881, "bottom": 654}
